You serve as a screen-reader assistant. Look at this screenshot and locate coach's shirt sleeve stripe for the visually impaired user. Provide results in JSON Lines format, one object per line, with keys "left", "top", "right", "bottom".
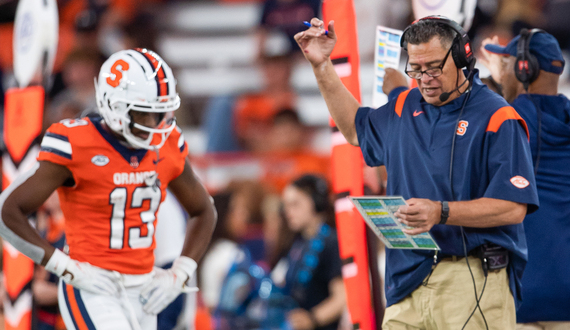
{"left": 486, "top": 106, "right": 530, "bottom": 141}
{"left": 394, "top": 89, "right": 411, "bottom": 117}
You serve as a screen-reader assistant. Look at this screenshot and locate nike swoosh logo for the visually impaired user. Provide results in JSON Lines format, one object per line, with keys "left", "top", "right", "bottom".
{"left": 153, "top": 157, "right": 166, "bottom": 165}
{"left": 413, "top": 110, "right": 424, "bottom": 117}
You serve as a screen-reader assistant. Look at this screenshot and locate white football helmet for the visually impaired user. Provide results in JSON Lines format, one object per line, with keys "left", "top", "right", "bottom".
{"left": 95, "top": 48, "right": 180, "bottom": 150}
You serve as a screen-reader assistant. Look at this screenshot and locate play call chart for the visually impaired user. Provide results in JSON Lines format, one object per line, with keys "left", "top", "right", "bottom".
{"left": 350, "top": 196, "right": 440, "bottom": 250}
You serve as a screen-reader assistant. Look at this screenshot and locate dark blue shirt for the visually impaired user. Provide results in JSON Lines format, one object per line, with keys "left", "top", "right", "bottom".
{"left": 354, "top": 71, "right": 539, "bottom": 308}
{"left": 513, "top": 93, "right": 570, "bottom": 322}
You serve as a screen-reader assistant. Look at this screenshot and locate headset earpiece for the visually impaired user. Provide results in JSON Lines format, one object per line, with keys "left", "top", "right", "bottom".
{"left": 311, "top": 176, "right": 329, "bottom": 213}
{"left": 400, "top": 15, "right": 474, "bottom": 69}
{"left": 292, "top": 174, "right": 330, "bottom": 213}
{"left": 515, "top": 28, "right": 544, "bottom": 88}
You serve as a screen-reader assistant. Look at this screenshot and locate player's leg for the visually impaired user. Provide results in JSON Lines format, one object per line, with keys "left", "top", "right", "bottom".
{"left": 121, "top": 283, "right": 157, "bottom": 330}
{"left": 58, "top": 280, "right": 133, "bottom": 329}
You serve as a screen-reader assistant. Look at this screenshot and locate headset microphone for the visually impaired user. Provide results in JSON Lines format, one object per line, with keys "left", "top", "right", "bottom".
{"left": 439, "top": 59, "right": 477, "bottom": 103}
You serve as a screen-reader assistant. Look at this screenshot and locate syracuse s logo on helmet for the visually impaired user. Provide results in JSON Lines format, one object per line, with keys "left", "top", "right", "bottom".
{"left": 106, "top": 59, "right": 130, "bottom": 88}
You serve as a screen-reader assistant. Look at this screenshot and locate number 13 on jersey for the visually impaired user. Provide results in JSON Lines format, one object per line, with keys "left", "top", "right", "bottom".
{"left": 109, "top": 186, "right": 161, "bottom": 249}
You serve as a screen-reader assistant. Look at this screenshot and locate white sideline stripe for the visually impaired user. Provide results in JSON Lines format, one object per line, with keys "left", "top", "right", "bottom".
{"left": 4, "top": 290, "right": 32, "bottom": 327}
{"left": 331, "top": 131, "right": 348, "bottom": 147}
{"left": 334, "top": 62, "right": 352, "bottom": 78}
{"left": 335, "top": 197, "right": 355, "bottom": 213}
{"left": 41, "top": 136, "right": 72, "bottom": 155}
{"left": 2, "top": 145, "right": 40, "bottom": 183}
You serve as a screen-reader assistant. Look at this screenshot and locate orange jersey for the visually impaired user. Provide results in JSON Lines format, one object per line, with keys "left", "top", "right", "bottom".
{"left": 38, "top": 117, "right": 188, "bottom": 274}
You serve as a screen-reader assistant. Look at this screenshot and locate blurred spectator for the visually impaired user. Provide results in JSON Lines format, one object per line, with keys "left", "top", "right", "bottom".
{"left": 257, "top": 0, "right": 322, "bottom": 58}
{"left": 542, "top": 0, "right": 570, "bottom": 53}
{"left": 203, "top": 52, "right": 296, "bottom": 153}
{"left": 261, "top": 109, "right": 330, "bottom": 193}
{"left": 200, "top": 180, "right": 267, "bottom": 311}
{"left": 274, "top": 174, "right": 345, "bottom": 330}
{"left": 235, "top": 55, "right": 296, "bottom": 152}
{"left": 46, "top": 48, "right": 103, "bottom": 125}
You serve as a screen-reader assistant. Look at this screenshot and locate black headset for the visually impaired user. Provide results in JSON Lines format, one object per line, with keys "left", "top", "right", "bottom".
{"left": 292, "top": 174, "right": 330, "bottom": 213}
{"left": 401, "top": 15, "right": 475, "bottom": 70}
{"left": 515, "top": 28, "right": 546, "bottom": 89}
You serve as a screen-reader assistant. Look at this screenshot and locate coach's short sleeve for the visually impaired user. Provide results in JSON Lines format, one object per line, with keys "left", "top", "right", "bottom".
{"left": 483, "top": 107, "right": 539, "bottom": 213}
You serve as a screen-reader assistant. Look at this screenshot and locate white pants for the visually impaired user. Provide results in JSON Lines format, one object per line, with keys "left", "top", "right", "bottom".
{"left": 58, "top": 272, "right": 156, "bottom": 330}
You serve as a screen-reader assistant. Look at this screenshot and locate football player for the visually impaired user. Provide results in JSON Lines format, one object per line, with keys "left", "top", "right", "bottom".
{"left": 0, "top": 49, "right": 217, "bottom": 330}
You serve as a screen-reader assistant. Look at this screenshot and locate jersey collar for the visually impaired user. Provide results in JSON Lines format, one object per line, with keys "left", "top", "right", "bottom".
{"left": 91, "top": 116, "right": 148, "bottom": 165}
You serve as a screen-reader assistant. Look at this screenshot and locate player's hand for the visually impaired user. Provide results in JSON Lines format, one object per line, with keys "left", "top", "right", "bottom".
{"left": 45, "top": 249, "right": 118, "bottom": 295}
{"left": 394, "top": 198, "right": 441, "bottom": 235}
{"left": 139, "top": 256, "right": 198, "bottom": 315}
{"left": 382, "top": 68, "right": 409, "bottom": 96}
{"left": 294, "top": 18, "right": 336, "bottom": 68}
{"left": 479, "top": 35, "right": 504, "bottom": 84}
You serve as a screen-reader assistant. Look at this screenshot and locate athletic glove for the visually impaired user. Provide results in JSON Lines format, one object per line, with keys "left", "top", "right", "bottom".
{"left": 45, "top": 249, "right": 118, "bottom": 295}
{"left": 139, "top": 256, "right": 198, "bottom": 315}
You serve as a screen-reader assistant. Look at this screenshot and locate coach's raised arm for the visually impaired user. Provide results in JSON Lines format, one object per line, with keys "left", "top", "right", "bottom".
{"left": 295, "top": 18, "right": 361, "bottom": 146}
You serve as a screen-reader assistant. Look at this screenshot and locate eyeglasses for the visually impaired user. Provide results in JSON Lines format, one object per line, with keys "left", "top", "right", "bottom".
{"left": 404, "top": 45, "right": 452, "bottom": 79}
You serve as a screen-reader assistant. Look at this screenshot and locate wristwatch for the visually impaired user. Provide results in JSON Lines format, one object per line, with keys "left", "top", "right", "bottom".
{"left": 439, "top": 201, "right": 449, "bottom": 225}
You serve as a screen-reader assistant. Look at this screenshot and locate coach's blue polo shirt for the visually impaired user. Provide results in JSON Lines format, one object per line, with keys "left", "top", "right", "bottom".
{"left": 513, "top": 94, "right": 570, "bottom": 322}
{"left": 355, "top": 71, "right": 539, "bottom": 309}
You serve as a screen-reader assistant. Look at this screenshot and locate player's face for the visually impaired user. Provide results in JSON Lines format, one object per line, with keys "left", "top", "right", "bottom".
{"left": 407, "top": 36, "right": 461, "bottom": 106}
{"left": 129, "top": 110, "right": 165, "bottom": 140}
{"left": 282, "top": 185, "right": 318, "bottom": 233}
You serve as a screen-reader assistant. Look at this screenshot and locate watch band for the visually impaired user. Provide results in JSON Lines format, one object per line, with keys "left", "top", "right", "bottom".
{"left": 439, "top": 201, "right": 449, "bottom": 225}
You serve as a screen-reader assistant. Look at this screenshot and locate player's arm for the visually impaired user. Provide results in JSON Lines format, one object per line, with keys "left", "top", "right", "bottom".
{"left": 0, "top": 160, "right": 119, "bottom": 295}
{"left": 295, "top": 18, "right": 361, "bottom": 146}
{"left": 0, "top": 161, "right": 70, "bottom": 265}
{"left": 168, "top": 159, "right": 217, "bottom": 262}
{"left": 141, "top": 159, "right": 216, "bottom": 314}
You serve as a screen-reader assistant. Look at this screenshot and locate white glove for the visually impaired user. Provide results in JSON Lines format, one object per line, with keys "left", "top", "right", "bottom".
{"left": 139, "top": 256, "right": 198, "bottom": 315}
{"left": 45, "top": 249, "right": 118, "bottom": 295}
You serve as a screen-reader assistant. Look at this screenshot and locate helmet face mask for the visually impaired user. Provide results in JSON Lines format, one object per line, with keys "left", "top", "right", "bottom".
{"left": 95, "top": 48, "right": 180, "bottom": 150}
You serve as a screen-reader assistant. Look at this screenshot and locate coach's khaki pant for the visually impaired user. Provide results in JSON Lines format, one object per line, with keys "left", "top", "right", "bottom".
{"left": 383, "top": 256, "right": 516, "bottom": 330}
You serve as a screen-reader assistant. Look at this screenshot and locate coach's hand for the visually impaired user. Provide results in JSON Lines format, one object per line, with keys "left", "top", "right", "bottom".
{"left": 45, "top": 249, "right": 118, "bottom": 295}
{"left": 295, "top": 18, "right": 336, "bottom": 68}
{"left": 139, "top": 256, "right": 198, "bottom": 315}
{"left": 394, "top": 198, "right": 441, "bottom": 235}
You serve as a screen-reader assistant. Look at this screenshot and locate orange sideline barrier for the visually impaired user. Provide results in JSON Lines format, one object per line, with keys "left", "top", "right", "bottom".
{"left": 322, "top": 1, "right": 374, "bottom": 329}
{"left": 3, "top": 86, "right": 44, "bottom": 330}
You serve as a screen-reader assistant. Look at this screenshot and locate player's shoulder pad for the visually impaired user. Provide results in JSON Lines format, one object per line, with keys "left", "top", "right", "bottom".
{"left": 486, "top": 106, "right": 529, "bottom": 140}
{"left": 40, "top": 118, "right": 94, "bottom": 160}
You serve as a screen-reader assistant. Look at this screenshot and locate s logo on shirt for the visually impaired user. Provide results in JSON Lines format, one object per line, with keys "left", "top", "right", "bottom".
{"left": 456, "top": 120, "right": 469, "bottom": 136}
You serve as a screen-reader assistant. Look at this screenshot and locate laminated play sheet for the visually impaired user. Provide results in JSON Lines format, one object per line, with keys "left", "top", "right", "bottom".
{"left": 350, "top": 196, "right": 440, "bottom": 250}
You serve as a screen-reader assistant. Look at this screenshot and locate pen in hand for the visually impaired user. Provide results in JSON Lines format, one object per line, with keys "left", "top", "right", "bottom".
{"left": 303, "top": 21, "right": 328, "bottom": 36}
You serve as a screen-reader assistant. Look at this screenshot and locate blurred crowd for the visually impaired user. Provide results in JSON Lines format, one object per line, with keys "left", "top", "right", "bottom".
{"left": 0, "top": 0, "right": 568, "bottom": 329}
